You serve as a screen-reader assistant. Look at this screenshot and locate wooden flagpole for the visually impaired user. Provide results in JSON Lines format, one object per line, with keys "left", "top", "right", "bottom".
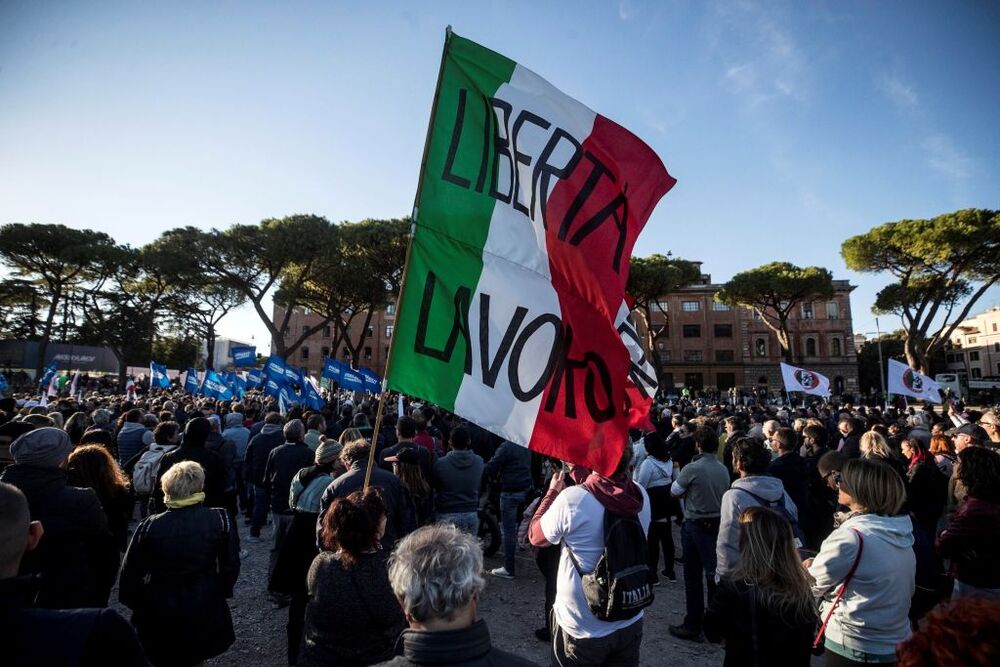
{"left": 364, "top": 26, "right": 453, "bottom": 490}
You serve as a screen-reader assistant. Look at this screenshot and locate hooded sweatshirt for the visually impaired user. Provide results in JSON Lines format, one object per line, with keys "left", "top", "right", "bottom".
{"left": 635, "top": 456, "right": 675, "bottom": 490}
{"left": 808, "top": 513, "right": 915, "bottom": 655}
{"left": 716, "top": 475, "right": 798, "bottom": 579}
{"left": 431, "top": 449, "right": 484, "bottom": 514}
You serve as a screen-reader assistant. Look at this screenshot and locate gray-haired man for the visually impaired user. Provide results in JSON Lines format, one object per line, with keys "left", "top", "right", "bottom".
{"left": 377, "top": 523, "right": 537, "bottom": 666}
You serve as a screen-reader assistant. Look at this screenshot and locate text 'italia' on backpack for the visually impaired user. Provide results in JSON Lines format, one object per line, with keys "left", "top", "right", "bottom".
{"left": 565, "top": 510, "right": 654, "bottom": 621}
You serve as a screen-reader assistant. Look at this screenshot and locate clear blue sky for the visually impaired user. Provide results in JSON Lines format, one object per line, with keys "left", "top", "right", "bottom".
{"left": 2, "top": 1, "right": 998, "bottom": 347}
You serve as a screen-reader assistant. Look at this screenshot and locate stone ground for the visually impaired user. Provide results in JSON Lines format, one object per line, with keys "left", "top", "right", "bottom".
{"left": 113, "top": 517, "right": 824, "bottom": 666}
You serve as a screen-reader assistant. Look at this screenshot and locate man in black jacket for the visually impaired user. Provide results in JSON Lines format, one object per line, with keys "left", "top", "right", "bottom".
{"left": 377, "top": 523, "right": 536, "bottom": 667}
{"left": 317, "top": 439, "right": 415, "bottom": 550}
{"left": 767, "top": 427, "right": 808, "bottom": 518}
{"left": 245, "top": 412, "right": 286, "bottom": 538}
{"left": 264, "top": 419, "right": 314, "bottom": 579}
{"left": 0, "top": 481, "right": 148, "bottom": 666}
{"left": 0, "top": 428, "right": 119, "bottom": 608}
{"left": 153, "top": 417, "right": 224, "bottom": 513}
{"left": 483, "top": 440, "right": 532, "bottom": 579}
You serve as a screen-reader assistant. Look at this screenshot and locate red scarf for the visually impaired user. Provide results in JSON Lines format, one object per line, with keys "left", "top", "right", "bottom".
{"left": 581, "top": 471, "right": 644, "bottom": 516}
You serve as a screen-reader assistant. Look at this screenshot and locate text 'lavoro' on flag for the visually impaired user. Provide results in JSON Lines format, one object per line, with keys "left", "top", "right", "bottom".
{"left": 387, "top": 31, "right": 674, "bottom": 475}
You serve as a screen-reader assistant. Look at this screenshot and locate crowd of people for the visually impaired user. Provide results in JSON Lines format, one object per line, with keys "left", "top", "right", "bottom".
{"left": 0, "top": 386, "right": 998, "bottom": 666}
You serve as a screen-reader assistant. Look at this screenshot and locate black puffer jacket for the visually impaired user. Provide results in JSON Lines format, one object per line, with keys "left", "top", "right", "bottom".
{"left": 245, "top": 423, "right": 285, "bottom": 487}
{"left": 0, "top": 464, "right": 118, "bottom": 608}
{"left": 119, "top": 504, "right": 240, "bottom": 667}
{"left": 152, "top": 437, "right": 225, "bottom": 512}
{"left": 376, "top": 619, "right": 538, "bottom": 666}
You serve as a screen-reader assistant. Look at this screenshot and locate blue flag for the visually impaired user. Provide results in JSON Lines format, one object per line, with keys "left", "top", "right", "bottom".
{"left": 278, "top": 383, "right": 298, "bottom": 413}
{"left": 265, "top": 355, "right": 287, "bottom": 380}
{"left": 338, "top": 366, "right": 366, "bottom": 392}
{"left": 265, "top": 375, "right": 284, "bottom": 398}
{"left": 202, "top": 369, "right": 234, "bottom": 401}
{"left": 38, "top": 360, "right": 58, "bottom": 388}
{"left": 301, "top": 378, "right": 324, "bottom": 410}
{"left": 184, "top": 368, "right": 200, "bottom": 394}
{"left": 234, "top": 374, "right": 247, "bottom": 399}
{"left": 359, "top": 367, "right": 382, "bottom": 393}
{"left": 284, "top": 364, "right": 304, "bottom": 386}
{"left": 322, "top": 357, "right": 346, "bottom": 382}
{"left": 150, "top": 361, "right": 170, "bottom": 389}
{"left": 246, "top": 368, "right": 265, "bottom": 389}
{"left": 230, "top": 345, "right": 257, "bottom": 367}
{"left": 0, "top": 373, "right": 8, "bottom": 396}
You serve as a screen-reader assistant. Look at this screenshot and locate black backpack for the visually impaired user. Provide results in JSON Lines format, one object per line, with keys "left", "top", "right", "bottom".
{"left": 564, "top": 510, "right": 654, "bottom": 621}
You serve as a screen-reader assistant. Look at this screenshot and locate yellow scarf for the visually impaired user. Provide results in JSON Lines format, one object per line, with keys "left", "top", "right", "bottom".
{"left": 165, "top": 492, "right": 205, "bottom": 509}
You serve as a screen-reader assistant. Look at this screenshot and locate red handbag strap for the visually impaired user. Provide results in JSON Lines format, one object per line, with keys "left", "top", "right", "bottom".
{"left": 812, "top": 528, "right": 864, "bottom": 649}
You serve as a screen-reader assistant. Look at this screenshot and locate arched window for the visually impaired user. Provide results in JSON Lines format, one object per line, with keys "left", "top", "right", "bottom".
{"left": 805, "top": 338, "right": 817, "bottom": 357}
{"left": 755, "top": 338, "right": 766, "bottom": 357}
{"left": 831, "top": 337, "right": 842, "bottom": 356}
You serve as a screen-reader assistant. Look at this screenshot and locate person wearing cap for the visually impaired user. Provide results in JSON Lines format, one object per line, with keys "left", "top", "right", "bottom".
{"left": 973, "top": 410, "right": 1000, "bottom": 448}
{"left": 270, "top": 437, "right": 343, "bottom": 665}
{"left": 387, "top": 445, "right": 434, "bottom": 527}
{"left": 947, "top": 422, "right": 991, "bottom": 517}
{"left": 0, "top": 427, "right": 118, "bottom": 608}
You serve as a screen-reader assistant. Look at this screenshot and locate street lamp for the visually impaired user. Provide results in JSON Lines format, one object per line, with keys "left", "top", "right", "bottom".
{"left": 863, "top": 317, "right": 887, "bottom": 408}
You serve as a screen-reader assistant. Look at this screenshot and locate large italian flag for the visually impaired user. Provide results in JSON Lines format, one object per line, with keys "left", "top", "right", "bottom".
{"left": 387, "top": 31, "right": 674, "bottom": 475}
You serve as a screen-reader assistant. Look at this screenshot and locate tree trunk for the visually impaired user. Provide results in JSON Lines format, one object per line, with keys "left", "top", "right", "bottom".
{"left": 116, "top": 354, "right": 128, "bottom": 392}
{"left": 36, "top": 286, "right": 63, "bottom": 379}
{"left": 904, "top": 334, "right": 929, "bottom": 375}
{"left": 206, "top": 323, "right": 216, "bottom": 370}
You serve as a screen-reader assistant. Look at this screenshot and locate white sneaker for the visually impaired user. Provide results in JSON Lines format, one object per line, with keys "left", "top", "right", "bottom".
{"left": 490, "top": 567, "right": 515, "bottom": 579}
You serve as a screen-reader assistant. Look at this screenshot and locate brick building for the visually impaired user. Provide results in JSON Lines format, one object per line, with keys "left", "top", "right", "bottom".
{"left": 645, "top": 271, "right": 859, "bottom": 395}
{"left": 270, "top": 304, "right": 396, "bottom": 378}
{"left": 944, "top": 306, "right": 1000, "bottom": 380}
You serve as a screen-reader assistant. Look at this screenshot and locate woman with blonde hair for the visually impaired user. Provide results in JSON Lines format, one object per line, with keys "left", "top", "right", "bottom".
{"left": 704, "top": 506, "right": 817, "bottom": 666}
{"left": 119, "top": 461, "right": 240, "bottom": 667}
{"left": 860, "top": 431, "right": 906, "bottom": 480}
{"left": 807, "top": 458, "right": 915, "bottom": 665}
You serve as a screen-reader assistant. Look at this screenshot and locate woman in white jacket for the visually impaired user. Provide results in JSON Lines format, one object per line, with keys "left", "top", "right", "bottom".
{"left": 806, "top": 458, "right": 915, "bottom": 666}
{"left": 636, "top": 431, "right": 679, "bottom": 584}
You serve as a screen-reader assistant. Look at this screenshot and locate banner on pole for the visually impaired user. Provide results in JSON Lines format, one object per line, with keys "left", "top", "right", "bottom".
{"left": 887, "top": 359, "right": 942, "bottom": 403}
{"left": 780, "top": 362, "right": 831, "bottom": 397}
{"left": 385, "top": 31, "right": 674, "bottom": 475}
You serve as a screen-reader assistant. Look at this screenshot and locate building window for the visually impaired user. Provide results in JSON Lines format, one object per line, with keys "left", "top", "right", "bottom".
{"left": 385, "top": 325, "right": 394, "bottom": 339}
{"left": 683, "top": 350, "right": 703, "bottom": 362}
{"left": 321, "top": 346, "right": 330, "bottom": 357}
{"left": 363, "top": 346, "right": 373, "bottom": 360}
{"left": 715, "top": 350, "right": 735, "bottom": 362}
{"left": 751, "top": 309, "right": 762, "bottom": 320}
{"left": 681, "top": 301, "right": 700, "bottom": 312}
{"left": 302, "top": 307, "right": 311, "bottom": 315}
{"left": 656, "top": 341, "right": 665, "bottom": 350}
{"left": 713, "top": 324, "right": 733, "bottom": 338}
{"left": 802, "top": 302, "right": 814, "bottom": 320}
{"left": 972, "top": 368, "right": 982, "bottom": 379}
{"left": 805, "top": 338, "right": 817, "bottom": 357}
{"left": 826, "top": 301, "right": 839, "bottom": 319}
{"left": 755, "top": 338, "right": 767, "bottom": 357}
{"left": 653, "top": 302, "right": 668, "bottom": 312}
{"left": 953, "top": 351, "right": 965, "bottom": 361}
{"left": 969, "top": 336, "right": 978, "bottom": 344}
{"left": 831, "top": 337, "right": 842, "bottom": 357}
{"left": 682, "top": 324, "right": 701, "bottom": 338}
{"left": 994, "top": 342, "right": 999, "bottom": 353}
{"left": 712, "top": 302, "right": 730, "bottom": 311}
{"left": 366, "top": 325, "right": 374, "bottom": 337}
{"left": 323, "top": 325, "right": 332, "bottom": 337}
{"left": 660, "top": 350, "right": 671, "bottom": 362}
{"left": 994, "top": 323, "right": 998, "bottom": 332}
{"left": 970, "top": 351, "right": 980, "bottom": 361}
{"left": 300, "top": 347, "right": 309, "bottom": 360}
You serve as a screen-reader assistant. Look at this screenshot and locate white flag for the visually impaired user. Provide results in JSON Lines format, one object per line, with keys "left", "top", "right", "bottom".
{"left": 780, "top": 362, "right": 831, "bottom": 397}
{"left": 887, "top": 359, "right": 942, "bottom": 403}
{"left": 69, "top": 371, "right": 80, "bottom": 398}
{"left": 47, "top": 372, "right": 59, "bottom": 398}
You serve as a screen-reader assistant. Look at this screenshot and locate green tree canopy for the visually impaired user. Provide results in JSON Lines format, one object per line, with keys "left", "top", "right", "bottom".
{"left": 0, "top": 223, "right": 118, "bottom": 376}
{"left": 715, "top": 261, "right": 834, "bottom": 361}
{"left": 626, "top": 254, "right": 701, "bottom": 378}
{"left": 842, "top": 208, "right": 1000, "bottom": 373}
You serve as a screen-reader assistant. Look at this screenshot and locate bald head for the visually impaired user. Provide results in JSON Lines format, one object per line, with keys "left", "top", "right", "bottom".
{"left": 0, "top": 482, "right": 38, "bottom": 578}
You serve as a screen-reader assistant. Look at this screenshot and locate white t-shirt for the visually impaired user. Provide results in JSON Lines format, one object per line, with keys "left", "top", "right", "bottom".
{"left": 540, "top": 485, "right": 651, "bottom": 639}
